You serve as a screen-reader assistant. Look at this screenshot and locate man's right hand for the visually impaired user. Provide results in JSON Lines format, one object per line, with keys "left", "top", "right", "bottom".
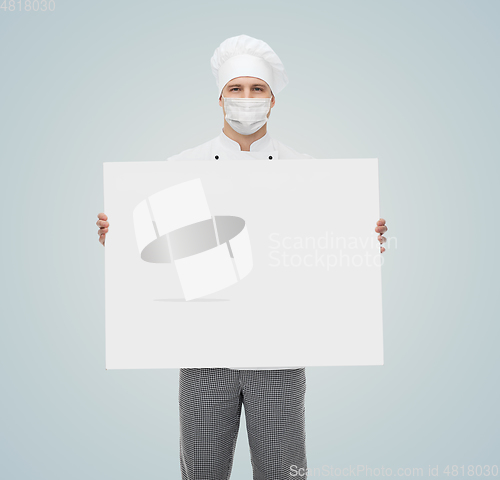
{"left": 96, "top": 213, "right": 109, "bottom": 246}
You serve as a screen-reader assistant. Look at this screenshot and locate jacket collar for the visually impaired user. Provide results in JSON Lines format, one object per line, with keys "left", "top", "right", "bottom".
{"left": 218, "top": 128, "right": 273, "bottom": 152}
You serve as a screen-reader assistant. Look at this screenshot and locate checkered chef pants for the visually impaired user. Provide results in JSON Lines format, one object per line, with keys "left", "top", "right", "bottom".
{"left": 179, "top": 367, "right": 307, "bottom": 480}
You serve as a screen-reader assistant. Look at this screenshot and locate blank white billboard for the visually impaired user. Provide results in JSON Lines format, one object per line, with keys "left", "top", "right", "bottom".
{"left": 103, "top": 159, "right": 384, "bottom": 369}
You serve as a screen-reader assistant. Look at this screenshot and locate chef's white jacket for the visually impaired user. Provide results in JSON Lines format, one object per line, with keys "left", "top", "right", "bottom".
{"left": 167, "top": 128, "right": 314, "bottom": 162}
{"left": 168, "top": 128, "right": 313, "bottom": 370}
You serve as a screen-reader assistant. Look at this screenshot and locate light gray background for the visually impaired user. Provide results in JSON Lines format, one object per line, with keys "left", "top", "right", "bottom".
{"left": 1, "top": 0, "right": 498, "bottom": 478}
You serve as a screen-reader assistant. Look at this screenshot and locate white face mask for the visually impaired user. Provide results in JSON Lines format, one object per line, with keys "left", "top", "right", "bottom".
{"left": 222, "top": 96, "right": 272, "bottom": 135}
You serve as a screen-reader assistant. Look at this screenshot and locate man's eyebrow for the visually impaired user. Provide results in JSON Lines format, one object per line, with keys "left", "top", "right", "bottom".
{"left": 226, "top": 83, "right": 268, "bottom": 88}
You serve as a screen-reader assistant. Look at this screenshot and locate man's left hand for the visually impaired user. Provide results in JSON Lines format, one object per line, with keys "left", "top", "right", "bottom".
{"left": 375, "top": 218, "right": 388, "bottom": 253}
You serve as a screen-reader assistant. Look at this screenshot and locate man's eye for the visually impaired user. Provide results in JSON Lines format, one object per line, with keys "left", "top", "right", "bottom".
{"left": 230, "top": 88, "right": 239, "bottom": 91}
{"left": 254, "top": 87, "right": 262, "bottom": 91}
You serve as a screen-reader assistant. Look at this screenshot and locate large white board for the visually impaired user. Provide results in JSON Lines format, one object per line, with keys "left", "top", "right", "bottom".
{"left": 103, "top": 159, "right": 384, "bottom": 369}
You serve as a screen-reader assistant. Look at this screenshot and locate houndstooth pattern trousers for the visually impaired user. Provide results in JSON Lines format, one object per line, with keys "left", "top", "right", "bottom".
{"left": 179, "top": 367, "right": 307, "bottom": 480}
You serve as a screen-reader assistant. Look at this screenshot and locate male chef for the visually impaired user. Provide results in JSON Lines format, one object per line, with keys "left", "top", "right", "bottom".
{"left": 96, "top": 34, "right": 388, "bottom": 480}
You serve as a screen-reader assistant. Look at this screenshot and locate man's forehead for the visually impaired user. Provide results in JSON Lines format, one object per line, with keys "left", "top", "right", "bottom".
{"left": 225, "top": 77, "right": 270, "bottom": 87}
